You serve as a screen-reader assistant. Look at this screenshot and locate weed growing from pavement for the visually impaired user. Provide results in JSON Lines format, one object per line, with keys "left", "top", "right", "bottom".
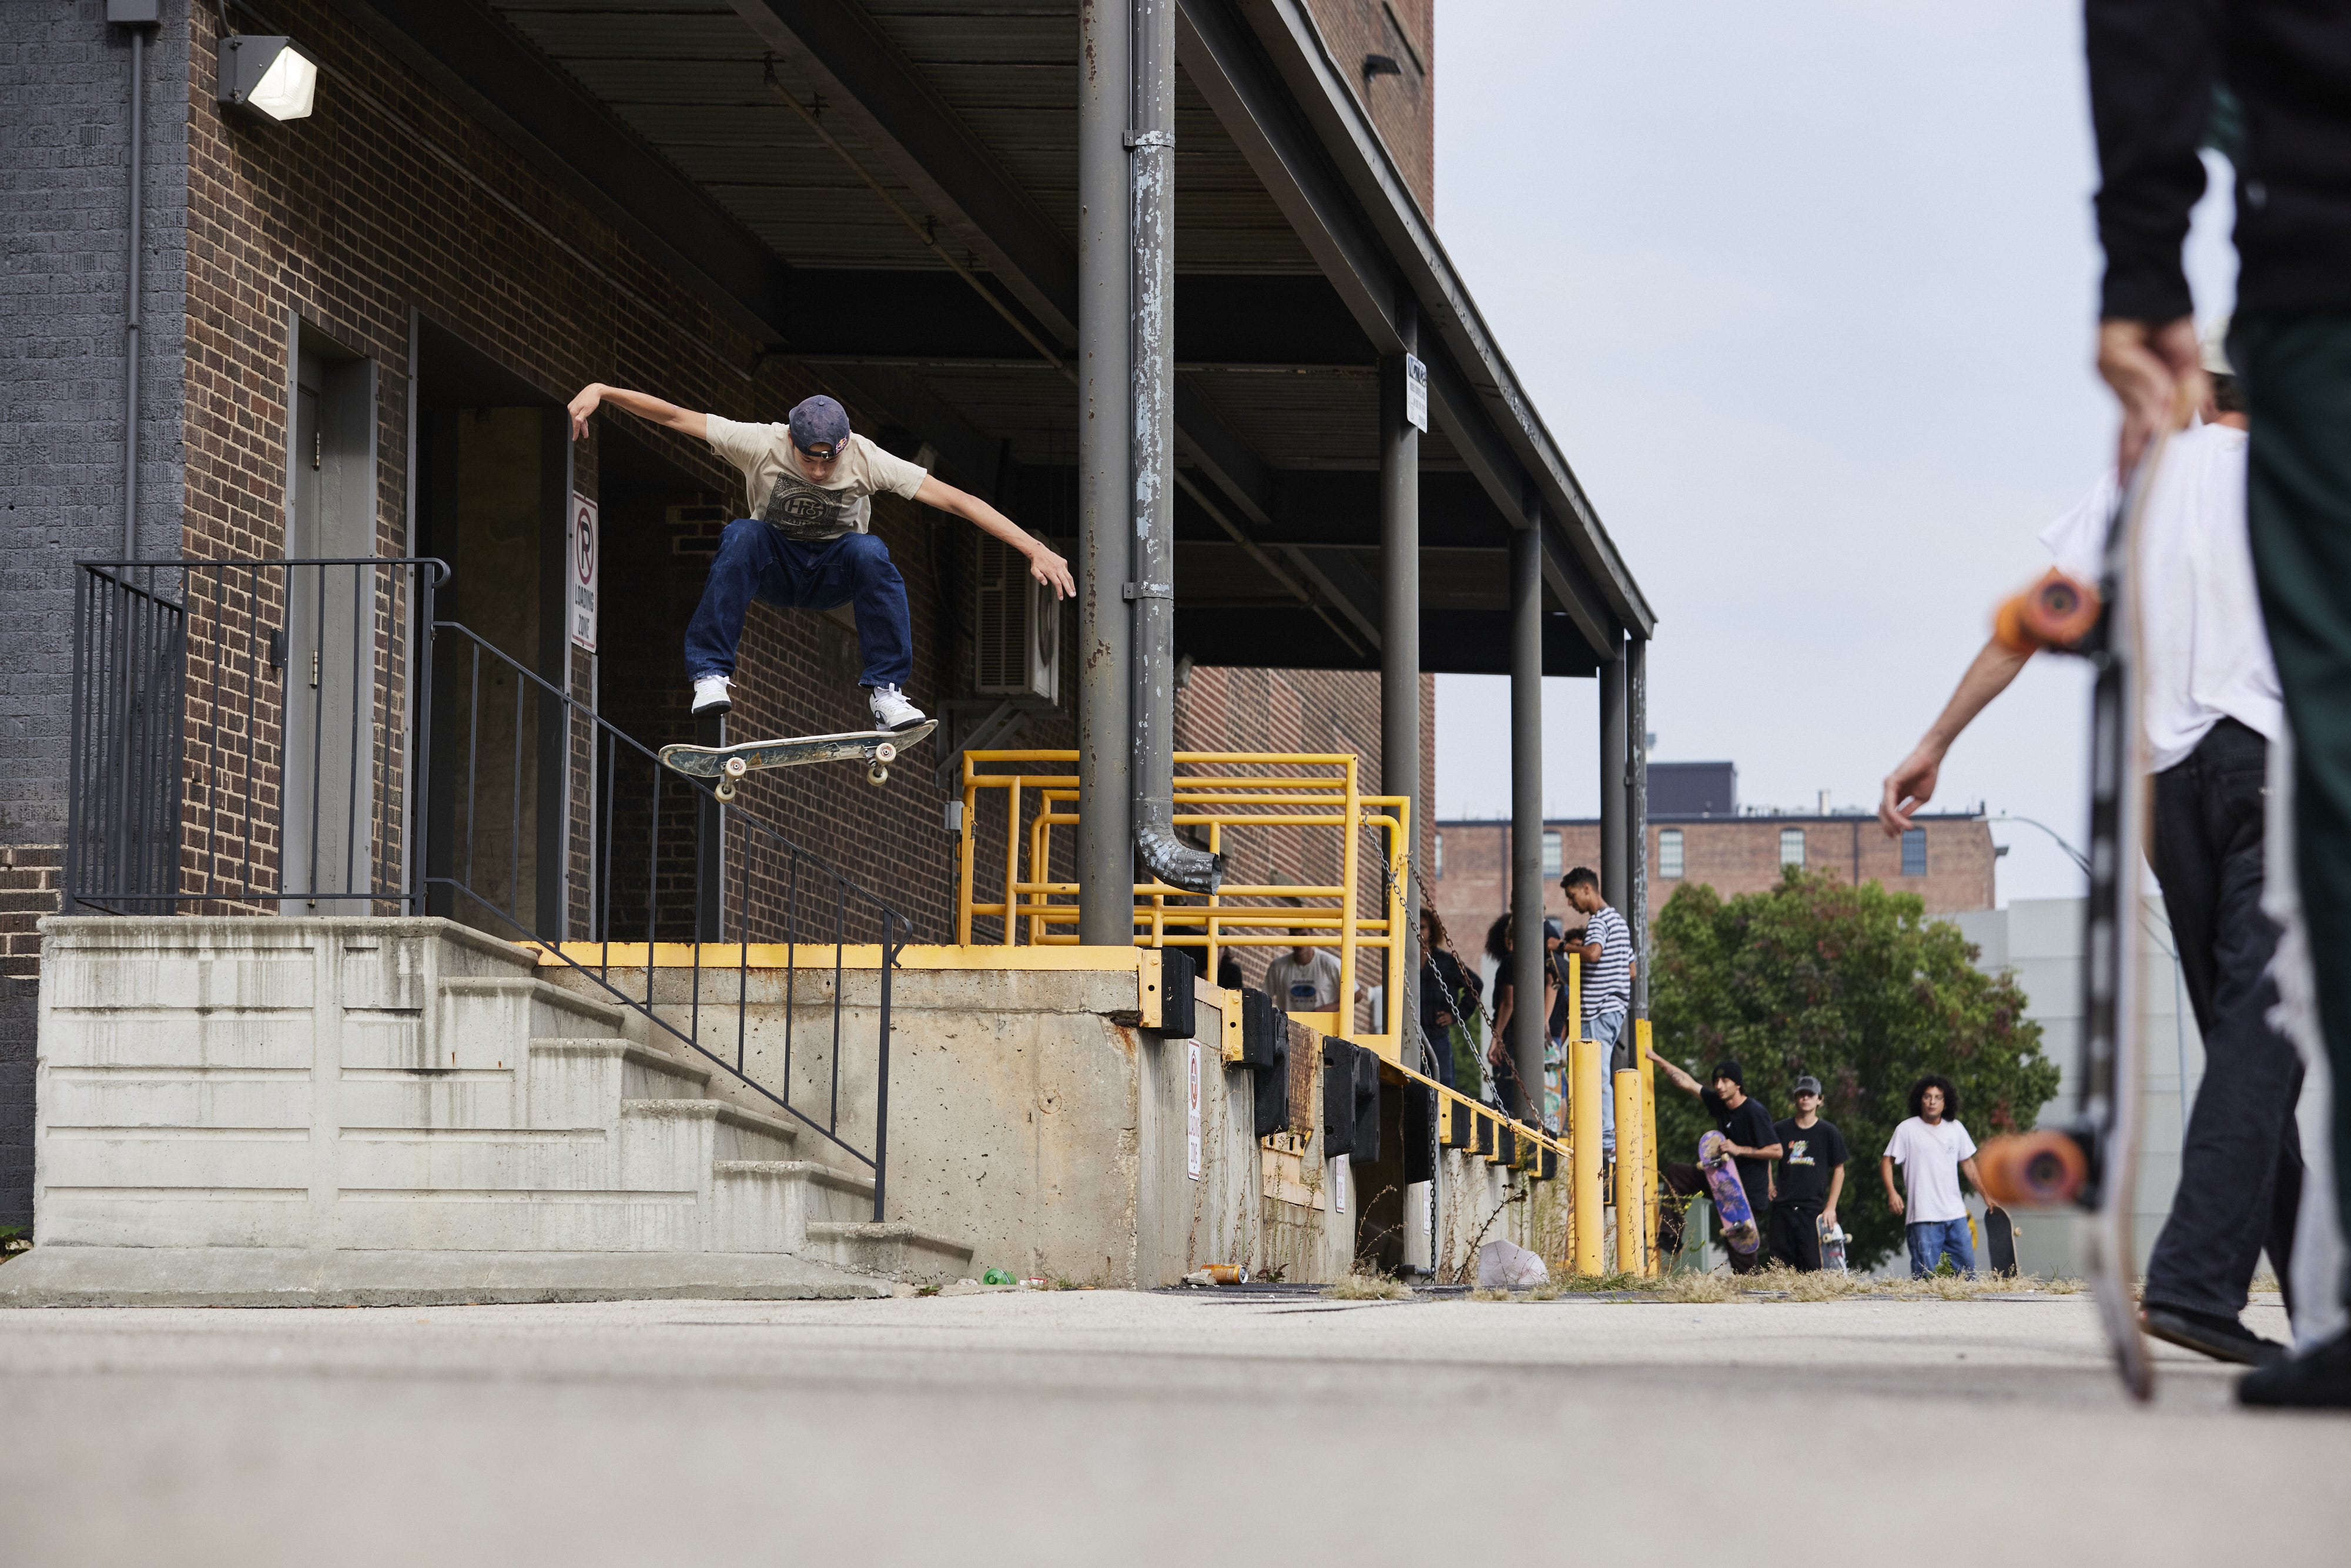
{"left": 1457, "top": 1261, "right": 2089, "bottom": 1304}
{"left": 1325, "top": 1272, "right": 1412, "bottom": 1301}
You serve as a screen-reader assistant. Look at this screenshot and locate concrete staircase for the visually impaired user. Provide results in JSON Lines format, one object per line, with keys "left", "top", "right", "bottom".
{"left": 8, "top": 917, "right": 972, "bottom": 1306}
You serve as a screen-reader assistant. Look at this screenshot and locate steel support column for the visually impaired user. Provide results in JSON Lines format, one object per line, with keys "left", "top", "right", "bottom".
{"left": 1627, "top": 635, "right": 1650, "bottom": 1018}
{"left": 1509, "top": 525, "right": 1546, "bottom": 1124}
{"left": 1380, "top": 309, "right": 1421, "bottom": 1069}
{"left": 1599, "top": 631, "right": 1629, "bottom": 1050}
{"left": 1076, "top": 0, "right": 1133, "bottom": 944}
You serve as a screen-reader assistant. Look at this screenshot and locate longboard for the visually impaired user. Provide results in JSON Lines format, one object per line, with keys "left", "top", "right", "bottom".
{"left": 659, "top": 720, "right": 936, "bottom": 800}
{"left": 1976, "top": 430, "right": 2170, "bottom": 1401}
{"left": 1697, "top": 1130, "right": 1760, "bottom": 1255}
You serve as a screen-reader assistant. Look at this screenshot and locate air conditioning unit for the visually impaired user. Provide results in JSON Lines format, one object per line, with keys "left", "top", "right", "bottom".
{"left": 972, "top": 534, "right": 1060, "bottom": 702}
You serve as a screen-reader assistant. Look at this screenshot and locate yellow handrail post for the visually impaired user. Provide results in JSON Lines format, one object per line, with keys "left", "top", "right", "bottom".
{"left": 957, "top": 762, "right": 979, "bottom": 945}
{"left": 1205, "top": 819, "right": 1223, "bottom": 983}
{"left": 1570, "top": 1034, "right": 1605, "bottom": 1276}
{"left": 1614, "top": 1067, "right": 1644, "bottom": 1275}
{"left": 1338, "top": 756, "right": 1358, "bottom": 1028}
{"left": 1003, "top": 776, "right": 1022, "bottom": 947}
{"left": 1637, "top": 1017, "right": 1660, "bottom": 1275}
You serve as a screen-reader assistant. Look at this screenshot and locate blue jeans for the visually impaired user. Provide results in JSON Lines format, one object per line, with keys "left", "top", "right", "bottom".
{"left": 684, "top": 520, "right": 912, "bottom": 689}
{"left": 1588, "top": 1007, "right": 1627, "bottom": 1153}
{"left": 1906, "top": 1216, "right": 1977, "bottom": 1277}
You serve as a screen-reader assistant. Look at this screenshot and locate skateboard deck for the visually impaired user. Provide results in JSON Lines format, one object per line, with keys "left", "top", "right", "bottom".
{"left": 1817, "top": 1214, "right": 1849, "bottom": 1275}
{"left": 659, "top": 720, "right": 936, "bottom": 800}
{"left": 1697, "top": 1130, "right": 1760, "bottom": 1255}
{"left": 1976, "top": 431, "right": 2169, "bottom": 1400}
{"left": 1984, "top": 1206, "right": 2019, "bottom": 1278}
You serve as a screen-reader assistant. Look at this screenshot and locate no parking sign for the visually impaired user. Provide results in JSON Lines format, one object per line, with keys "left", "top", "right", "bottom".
{"left": 570, "top": 492, "right": 598, "bottom": 652}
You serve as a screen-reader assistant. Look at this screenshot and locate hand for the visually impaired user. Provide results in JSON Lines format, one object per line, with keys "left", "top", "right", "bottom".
{"left": 566, "top": 384, "right": 604, "bottom": 441}
{"left": 1434, "top": 1010, "right": 1454, "bottom": 1028}
{"left": 2097, "top": 317, "right": 2206, "bottom": 473}
{"left": 1027, "top": 542, "right": 1077, "bottom": 600}
{"left": 1880, "top": 741, "right": 1943, "bottom": 836}
{"left": 1821, "top": 1207, "right": 1837, "bottom": 1231}
{"left": 1887, "top": 1191, "right": 1905, "bottom": 1217}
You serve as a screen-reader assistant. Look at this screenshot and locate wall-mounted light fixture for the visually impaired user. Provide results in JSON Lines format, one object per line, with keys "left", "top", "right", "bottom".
{"left": 217, "top": 35, "right": 319, "bottom": 123}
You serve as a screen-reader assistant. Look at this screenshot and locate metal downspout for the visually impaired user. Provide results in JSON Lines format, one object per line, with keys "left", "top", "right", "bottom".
{"left": 1077, "top": 0, "right": 1136, "bottom": 941}
{"left": 1599, "top": 631, "right": 1628, "bottom": 1063}
{"left": 1627, "top": 635, "right": 1650, "bottom": 1020}
{"left": 1381, "top": 313, "right": 1421, "bottom": 1063}
{"left": 1128, "top": 0, "right": 1221, "bottom": 895}
{"left": 1509, "top": 524, "right": 1547, "bottom": 1125}
{"left": 118, "top": 6, "right": 153, "bottom": 561}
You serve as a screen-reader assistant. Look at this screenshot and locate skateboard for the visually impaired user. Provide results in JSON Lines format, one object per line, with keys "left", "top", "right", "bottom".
{"left": 658, "top": 720, "right": 936, "bottom": 800}
{"left": 1984, "top": 1205, "right": 2019, "bottom": 1278}
{"left": 1816, "top": 1214, "right": 1849, "bottom": 1275}
{"left": 1697, "top": 1130, "right": 1760, "bottom": 1255}
{"left": 1976, "top": 430, "right": 2172, "bottom": 1401}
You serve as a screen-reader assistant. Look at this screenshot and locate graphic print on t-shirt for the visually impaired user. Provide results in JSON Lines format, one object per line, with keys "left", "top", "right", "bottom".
{"left": 759, "top": 470, "right": 866, "bottom": 541}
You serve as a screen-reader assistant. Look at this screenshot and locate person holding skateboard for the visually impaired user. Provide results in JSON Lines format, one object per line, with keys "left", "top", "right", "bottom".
{"left": 1771, "top": 1076, "right": 1847, "bottom": 1272}
{"left": 1880, "top": 1077, "right": 1999, "bottom": 1277}
{"left": 1879, "top": 338, "right": 2299, "bottom": 1361}
{"left": 565, "top": 384, "right": 1074, "bottom": 731}
{"left": 1647, "top": 1054, "right": 1781, "bottom": 1275}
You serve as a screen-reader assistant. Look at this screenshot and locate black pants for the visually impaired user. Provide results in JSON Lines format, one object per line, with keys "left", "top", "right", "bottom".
{"left": 2243, "top": 313, "right": 2351, "bottom": 1303}
{"left": 2142, "top": 718, "right": 2304, "bottom": 1321}
{"left": 1770, "top": 1202, "right": 1823, "bottom": 1271}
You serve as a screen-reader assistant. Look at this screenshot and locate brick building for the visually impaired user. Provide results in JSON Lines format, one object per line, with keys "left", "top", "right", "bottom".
{"left": 1428, "top": 760, "right": 1997, "bottom": 955}
{"left": 1, "top": 0, "right": 1654, "bottom": 1232}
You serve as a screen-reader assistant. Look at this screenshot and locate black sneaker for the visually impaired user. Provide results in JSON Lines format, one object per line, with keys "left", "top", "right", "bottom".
{"left": 2239, "top": 1326, "right": 2351, "bottom": 1409}
{"left": 2140, "top": 1304, "right": 2287, "bottom": 1366}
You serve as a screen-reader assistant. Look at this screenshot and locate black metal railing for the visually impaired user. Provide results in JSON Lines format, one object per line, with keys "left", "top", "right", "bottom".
{"left": 430, "top": 619, "right": 906, "bottom": 1216}
{"left": 68, "top": 558, "right": 441, "bottom": 914}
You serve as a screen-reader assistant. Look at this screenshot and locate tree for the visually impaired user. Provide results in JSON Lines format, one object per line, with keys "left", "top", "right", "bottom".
{"left": 1648, "top": 868, "right": 2059, "bottom": 1272}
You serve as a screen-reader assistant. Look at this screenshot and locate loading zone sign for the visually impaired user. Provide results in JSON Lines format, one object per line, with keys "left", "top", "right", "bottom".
{"left": 570, "top": 492, "right": 599, "bottom": 652}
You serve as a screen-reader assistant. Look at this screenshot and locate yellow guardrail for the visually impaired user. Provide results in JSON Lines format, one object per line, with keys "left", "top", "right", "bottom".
{"left": 959, "top": 749, "right": 1408, "bottom": 1061}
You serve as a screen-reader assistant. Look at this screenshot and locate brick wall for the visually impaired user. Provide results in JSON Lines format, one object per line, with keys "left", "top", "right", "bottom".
{"left": 1302, "top": 0, "right": 1435, "bottom": 215}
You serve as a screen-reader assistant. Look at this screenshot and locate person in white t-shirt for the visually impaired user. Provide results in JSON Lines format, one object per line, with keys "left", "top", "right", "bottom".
{"left": 1877, "top": 329, "right": 2300, "bottom": 1362}
{"left": 565, "top": 384, "right": 1074, "bottom": 732}
{"left": 1262, "top": 933, "right": 1359, "bottom": 1018}
{"left": 1880, "top": 1076, "right": 1998, "bottom": 1276}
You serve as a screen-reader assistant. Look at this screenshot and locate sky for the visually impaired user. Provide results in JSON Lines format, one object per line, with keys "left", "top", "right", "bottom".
{"left": 1428, "top": 1, "right": 2238, "bottom": 904}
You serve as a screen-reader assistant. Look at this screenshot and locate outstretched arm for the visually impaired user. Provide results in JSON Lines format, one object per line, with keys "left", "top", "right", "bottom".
{"left": 913, "top": 476, "right": 1076, "bottom": 600}
{"left": 567, "top": 383, "right": 705, "bottom": 442}
{"left": 1645, "top": 1047, "right": 1701, "bottom": 1098}
{"left": 1879, "top": 636, "right": 2031, "bottom": 835}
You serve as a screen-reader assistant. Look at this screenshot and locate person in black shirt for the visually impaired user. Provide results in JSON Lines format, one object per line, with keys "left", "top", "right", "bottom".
{"left": 1770, "top": 1076, "right": 1848, "bottom": 1272}
{"left": 1418, "top": 908, "right": 1482, "bottom": 1093}
{"left": 1647, "top": 1053, "right": 1783, "bottom": 1275}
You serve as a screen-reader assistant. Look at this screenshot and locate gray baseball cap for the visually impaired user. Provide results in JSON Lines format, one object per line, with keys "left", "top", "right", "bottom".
{"left": 786, "top": 394, "right": 852, "bottom": 455}
{"left": 1793, "top": 1074, "right": 1823, "bottom": 1097}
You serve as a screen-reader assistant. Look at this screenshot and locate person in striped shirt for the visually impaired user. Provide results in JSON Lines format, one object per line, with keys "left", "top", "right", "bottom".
{"left": 1562, "top": 866, "right": 1634, "bottom": 1154}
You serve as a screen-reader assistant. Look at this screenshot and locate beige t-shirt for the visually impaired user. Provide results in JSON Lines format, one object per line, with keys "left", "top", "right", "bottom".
{"left": 704, "top": 416, "right": 929, "bottom": 543}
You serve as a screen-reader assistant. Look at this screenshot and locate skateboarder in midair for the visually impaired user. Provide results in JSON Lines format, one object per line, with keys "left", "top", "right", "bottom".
{"left": 565, "top": 384, "right": 1074, "bottom": 731}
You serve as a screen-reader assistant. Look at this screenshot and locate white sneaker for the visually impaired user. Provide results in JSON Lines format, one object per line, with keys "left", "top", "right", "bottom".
{"left": 691, "top": 674, "right": 732, "bottom": 716}
{"left": 868, "top": 684, "right": 926, "bottom": 732}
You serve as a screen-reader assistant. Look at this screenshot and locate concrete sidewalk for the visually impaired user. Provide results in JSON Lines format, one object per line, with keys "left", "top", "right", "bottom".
{"left": 1, "top": 1288, "right": 2342, "bottom": 1564}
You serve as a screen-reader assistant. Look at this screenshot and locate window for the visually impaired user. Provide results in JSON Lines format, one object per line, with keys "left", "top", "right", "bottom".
{"left": 1542, "top": 831, "right": 1562, "bottom": 878}
{"left": 1901, "top": 826, "right": 1927, "bottom": 877}
{"left": 1433, "top": 832, "right": 1444, "bottom": 879}
{"left": 1779, "top": 827, "right": 1806, "bottom": 868}
{"left": 1659, "top": 829, "right": 1683, "bottom": 880}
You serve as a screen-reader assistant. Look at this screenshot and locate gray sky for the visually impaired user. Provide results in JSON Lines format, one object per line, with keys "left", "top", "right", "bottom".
{"left": 1429, "top": 1, "right": 2236, "bottom": 904}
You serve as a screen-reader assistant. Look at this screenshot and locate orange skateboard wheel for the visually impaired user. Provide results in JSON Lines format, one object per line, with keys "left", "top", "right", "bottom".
{"left": 1977, "top": 1129, "right": 2089, "bottom": 1207}
{"left": 1992, "top": 569, "right": 2100, "bottom": 655}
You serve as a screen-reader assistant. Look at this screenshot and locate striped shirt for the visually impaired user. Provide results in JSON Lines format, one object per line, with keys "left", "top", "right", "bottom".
{"left": 1581, "top": 904, "right": 1633, "bottom": 1020}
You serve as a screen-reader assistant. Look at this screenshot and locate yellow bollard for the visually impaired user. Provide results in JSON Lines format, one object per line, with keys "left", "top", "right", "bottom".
{"left": 1570, "top": 1035, "right": 1605, "bottom": 1276}
{"left": 1614, "top": 1066, "right": 1644, "bottom": 1276}
{"left": 1637, "top": 1019, "right": 1660, "bottom": 1275}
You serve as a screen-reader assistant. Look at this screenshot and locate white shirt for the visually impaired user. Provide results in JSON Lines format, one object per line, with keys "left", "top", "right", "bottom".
{"left": 2038, "top": 422, "right": 2282, "bottom": 772}
{"left": 1263, "top": 949, "right": 1341, "bottom": 1014}
{"left": 1883, "top": 1115, "right": 1978, "bottom": 1224}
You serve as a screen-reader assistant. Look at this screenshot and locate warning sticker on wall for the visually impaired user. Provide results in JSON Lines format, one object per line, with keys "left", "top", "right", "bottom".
{"left": 1187, "top": 1040, "right": 1203, "bottom": 1181}
{"left": 570, "top": 492, "right": 599, "bottom": 652}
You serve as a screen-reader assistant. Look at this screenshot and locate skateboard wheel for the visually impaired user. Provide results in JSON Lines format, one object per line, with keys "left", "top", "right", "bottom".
{"left": 874, "top": 742, "right": 897, "bottom": 765}
{"left": 1992, "top": 569, "right": 2099, "bottom": 654}
{"left": 724, "top": 756, "right": 748, "bottom": 778}
{"left": 868, "top": 763, "right": 889, "bottom": 787}
{"left": 714, "top": 782, "right": 735, "bottom": 803}
{"left": 1977, "top": 1129, "right": 2088, "bottom": 1207}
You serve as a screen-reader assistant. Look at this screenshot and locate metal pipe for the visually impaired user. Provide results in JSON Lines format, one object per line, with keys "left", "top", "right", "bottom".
{"left": 1076, "top": 0, "right": 1134, "bottom": 942}
{"left": 1599, "top": 630, "right": 1628, "bottom": 1067}
{"left": 1381, "top": 313, "right": 1422, "bottom": 1070}
{"left": 1627, "top": 635, "right": 1649, "bottom": 1018}
{"left": 121, "top": 19, "right": 148, "bottom": 560}
{"left": 1127, "top": 0, "right": 1220, "bottom": 896}
{"left": 1509, "top": 524, "right": 1546, "bottom": 1125}
{"left": 1613, "top": 1066, "right": 1645, "bottom": 1274}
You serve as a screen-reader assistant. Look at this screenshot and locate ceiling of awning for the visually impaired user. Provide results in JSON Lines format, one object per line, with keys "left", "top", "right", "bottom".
{"left": 356, "top": 0, "right": 1645, "bottom": 676}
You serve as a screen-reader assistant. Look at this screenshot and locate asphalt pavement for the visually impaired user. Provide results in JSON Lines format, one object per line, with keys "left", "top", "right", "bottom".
{"left": 2, "top": 1287, "right": 2342, "bottom": 1564}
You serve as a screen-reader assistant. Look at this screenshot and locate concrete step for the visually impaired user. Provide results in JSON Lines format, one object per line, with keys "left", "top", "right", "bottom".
{"left": 526, "top": 1038, "right": 709, "bottom": 1130}
{"left": 709, "top": 1159, "right": 873, "bottom": 1252}
{"left": 712, "top": 1101, "right": 801, "bottom": 1160}
{"left": 805, "top": 1221, "right": 974, "bottom": 1286}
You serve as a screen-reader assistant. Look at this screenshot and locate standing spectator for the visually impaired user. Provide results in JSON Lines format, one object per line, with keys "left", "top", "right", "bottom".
{"left": 1215, "top": 951, "right": 1244, "bottom": 993}
{"left": 1771, "top": 1076, "right": 1849, "bottom": 1272}
{"left": 1563, "top": 867, "right": 1632, "bottom": 1154}
{"left": 1419, "top": 908, "right": 1483, "bottom": 1091}
{"left": 1486, "top": 915, "right": 1555, "bottom": 1118}
{"left": 1880, "top": 1076, "right": 2001, "bottom": 1277}
{"left": 1647, "top": 1054, "right": 1783, "bottom": 1275}
{"left": 1262, "top": 932, "right": 1348, "bottom": 1018}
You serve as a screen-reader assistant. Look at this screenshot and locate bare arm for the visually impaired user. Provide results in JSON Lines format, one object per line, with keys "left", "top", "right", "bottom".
{"left": 913, "top": 475, "right": 1076, "bottom": 599}
{"left": 1723, "top": 1139, "right": 1784, "bottom": 1162}
{"left": 1880, "top": 1154, "right": 1905, "bottom": 1217}
{"left": 1824, "top": 1162, "right": 1846, "bottom": 1222}
{"left": 1879, "top": 635, "right": 2031, "bottom": 836}
{"left": 1645, "top": 1047, "right": 1700, "bottom": 1098}
{"left": 567, "top": 383, "right": 705, "bottom": 443}
{"left": 1960, "top": 1155, "right": 2002, "bottom": 1214}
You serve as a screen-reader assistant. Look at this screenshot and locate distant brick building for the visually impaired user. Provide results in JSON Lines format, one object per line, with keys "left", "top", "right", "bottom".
{"left": 1427, "top": 760, "right": 1997, "bottom": 954}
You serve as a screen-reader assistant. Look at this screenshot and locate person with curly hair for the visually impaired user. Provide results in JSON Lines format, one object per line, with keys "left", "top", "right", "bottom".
{"left": 1880, "top": 1076, "right": 2001, "bottom": 1277}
